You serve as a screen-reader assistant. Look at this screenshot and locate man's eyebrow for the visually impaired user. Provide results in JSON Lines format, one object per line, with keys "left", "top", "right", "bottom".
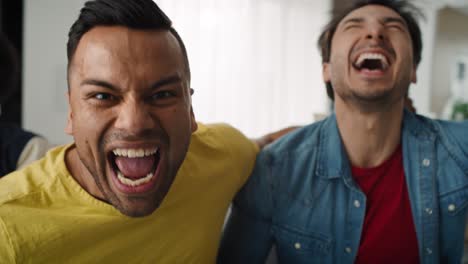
{"left": 383, "top": 17, "right": 407, "bottom": 26}
{"left": 151, "top": 75, "right": 182, "bottom": 90}
{"left": 342, "top": 17, "right": 364, "bottom": 25}
{"left": 81, "top": 79, "right": 121, "bottom": 92}
{"left": 79, "top": 75, "right": 182, "bottom": 91}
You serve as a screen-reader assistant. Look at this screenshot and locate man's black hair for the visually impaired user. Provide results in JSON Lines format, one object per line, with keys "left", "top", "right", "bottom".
{"left": 0, "top": 33, "right": 19, "bottom": 105}
{"left": 67, "top": 0, "right": 190, "bottom": 83}
{"left": 317, "top": 0, "right": 424, "bottom": 100}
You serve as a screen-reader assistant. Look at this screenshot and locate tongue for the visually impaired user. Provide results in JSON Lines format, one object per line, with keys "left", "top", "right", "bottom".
{"left": 115, "top": 156, "right": 156, "bottom": 179}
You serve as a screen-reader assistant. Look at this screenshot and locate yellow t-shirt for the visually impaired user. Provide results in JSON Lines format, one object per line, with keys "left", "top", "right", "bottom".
{"left": 0, "top": 123, "right": 258, "bottom": 264}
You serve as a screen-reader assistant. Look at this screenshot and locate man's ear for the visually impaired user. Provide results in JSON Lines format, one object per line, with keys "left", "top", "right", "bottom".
{"left": 65, "top": 92, "right": 74, "bottom": 135}
{"left": 188, "top": 88, "right": 197, "bottom": 133}
{"left": 411, "top": 65, "right": 417, "bottom": 84}
{"left": 190, "top": 107, "right": 197, "bottom": 133}
{"left": 323, "top": 62, "right": 331, "bottom": 83}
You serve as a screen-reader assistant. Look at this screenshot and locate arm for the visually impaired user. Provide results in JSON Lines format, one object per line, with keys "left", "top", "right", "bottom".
{"left": 218, "top": 151, "right": 275, "bottom": 264}
{"left": 218, "top": 204, "right": 273, "bottom": 263}
{"left": 253, "top": 126, "right": 299, "bottom": 149}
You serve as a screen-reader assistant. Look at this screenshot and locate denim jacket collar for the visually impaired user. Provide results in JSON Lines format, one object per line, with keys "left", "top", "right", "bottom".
{"left": 316, "top": 113, "right": 348, "bottom": 180}
{"left": 315, "top": 110, "right": 437, "bottom": 180}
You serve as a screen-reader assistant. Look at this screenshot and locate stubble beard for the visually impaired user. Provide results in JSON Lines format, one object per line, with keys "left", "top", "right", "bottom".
{"left": 74, "top": 135, "right": 149, "bottom": 217}
{"left": 332, "top": 71, "right": 411, "bottom": 113}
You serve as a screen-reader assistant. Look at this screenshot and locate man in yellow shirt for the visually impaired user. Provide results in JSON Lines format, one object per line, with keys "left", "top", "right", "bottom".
{"left": 0, "top": 0, "right": 262, "bottom": 262}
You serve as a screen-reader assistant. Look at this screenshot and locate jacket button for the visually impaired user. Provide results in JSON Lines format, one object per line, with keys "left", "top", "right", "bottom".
{"left": 354, "top": 200, "right": 360, "bottom": 208}
{"left": 422, "top": 159, "right": 430, "bottom": 167}
{"left": 426, "top": 248, "right": 433, "bottom": 255}
{"left": 425, "top": 208, "right": 432, "bottom": 215}
{"left": 345, "top": 247, "right": 352, "bottom": 254}
{"left": 294, "top": 243, "right": 301, "bottom": 250}
{"left": 448, "top": 204, "right": 456, "bottom": 212}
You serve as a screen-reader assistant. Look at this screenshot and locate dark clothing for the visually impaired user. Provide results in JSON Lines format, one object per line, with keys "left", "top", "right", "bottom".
{"left": 0, "top": 123, "right": 35, "bottom": 177}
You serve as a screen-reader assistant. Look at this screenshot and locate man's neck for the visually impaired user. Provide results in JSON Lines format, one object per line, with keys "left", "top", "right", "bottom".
{"left": 65, "top": 146, "right": 106, "bottom": 200}
{"left": 335, "top": 98, "right": 404, "bottom": 168}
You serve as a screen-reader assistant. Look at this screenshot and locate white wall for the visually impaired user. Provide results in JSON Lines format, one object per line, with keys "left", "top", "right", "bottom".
{"left": 157, "top": 0, "right": 331, "bottom": 138}
{"left": 411, "top": 0, "right": 438, "bottom": 117}
{"left": 430, "top": 7, "right": 468, "bottom": 116}
{"left": 23, "top": 0, "right": 86, "bottom": 144}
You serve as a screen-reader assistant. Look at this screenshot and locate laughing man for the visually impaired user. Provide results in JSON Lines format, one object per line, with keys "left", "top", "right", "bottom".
{"left": 219, "top": 0, "right": 468, "bottom": 263}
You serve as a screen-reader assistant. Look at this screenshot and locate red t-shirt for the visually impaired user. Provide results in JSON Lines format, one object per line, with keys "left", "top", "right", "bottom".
{"left": 352, "top": 145, "right": 419, "bottom": 264}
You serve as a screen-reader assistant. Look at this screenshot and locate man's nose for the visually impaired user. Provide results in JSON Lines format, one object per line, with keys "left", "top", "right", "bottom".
{"left": 365, "top": 24, "right": 385, "bottom": 41}
{"left": 114, "top": 100, "right": 156, "bottom": 135}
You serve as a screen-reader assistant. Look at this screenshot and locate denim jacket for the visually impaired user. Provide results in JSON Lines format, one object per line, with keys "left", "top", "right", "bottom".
{"left": 219, "top": 111, "right": 468, "bottom": 264}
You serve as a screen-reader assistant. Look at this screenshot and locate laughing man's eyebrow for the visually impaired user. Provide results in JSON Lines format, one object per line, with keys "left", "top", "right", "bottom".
{"left": 383, "top": 17, "right": 407, "bottom": 26}
{"left": 342, "top": 16, "right": 407, "bottom": 28}
{"left": 342, "top": 17, "right": 365, "bottom": 25}
{"left": 80, "top": 75, "right": 183, "bottom": 92}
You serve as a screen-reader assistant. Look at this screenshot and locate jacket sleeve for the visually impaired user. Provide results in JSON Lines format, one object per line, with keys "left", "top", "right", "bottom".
{"left": 217, "top": 150, "right": 275, "bottom": 264}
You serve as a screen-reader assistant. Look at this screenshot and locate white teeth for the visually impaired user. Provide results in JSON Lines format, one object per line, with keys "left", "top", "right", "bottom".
{"left": 117, "top": 171, "right": 154, "bottom": 187}
{"left": 355, "top": 53, "right": 389, "bottom": 69}
{"left": 112, "top": 148, "right": 158, "bottom": 158}
{"left": 121, "top": 149, "right": 128, "bottom": 157}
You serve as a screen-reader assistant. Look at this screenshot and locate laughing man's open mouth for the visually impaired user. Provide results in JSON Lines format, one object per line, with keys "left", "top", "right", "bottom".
{"left": 353, "top": 52, "right": 389, "bottom": 72}
{"left": 109, "top": 147, "right": 161, "bottom": 189}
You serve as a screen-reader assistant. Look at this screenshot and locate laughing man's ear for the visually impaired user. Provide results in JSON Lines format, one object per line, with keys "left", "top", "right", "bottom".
{"left": 65, "top": 92, "right": 74, "bottom": 135}
{"left": 323, "top": 63, "right": 331, "bottom": 83}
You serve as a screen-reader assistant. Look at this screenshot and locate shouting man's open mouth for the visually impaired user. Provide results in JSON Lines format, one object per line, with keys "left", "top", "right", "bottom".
{"left": 108, "top": 147, "right": 162, "bottom": 194}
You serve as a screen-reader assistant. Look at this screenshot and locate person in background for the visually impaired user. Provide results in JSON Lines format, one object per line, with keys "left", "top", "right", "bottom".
{"left": 219, "top": 0, "right": 468, "bottom": 263}
{"left": 0, "top": 0, "right": 296, "bottom": 262}
{"left": 0, "top": 32, "right": 50, "bottom": 177}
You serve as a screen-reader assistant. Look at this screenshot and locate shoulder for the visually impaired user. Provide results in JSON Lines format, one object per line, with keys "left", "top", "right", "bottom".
{"left": 191, "top": 123, "right": 258, "bottom": 158}
{"left": 406, "top": 113, "right": 468, "bottom": 172}
{"left": 260, "top": 119, "right": 326, "bottom": 163}
{"left": 187, "top": 123, "right": 258, "bottom": 186}
{"left": 0, "top": 145, "right": 68, "bottom": 206}
{"left": 236, "top": 119, "right": 327, "bottom": 215}
{"left": 432, "top": 119, "right": 468, "bottom": 145}
{"left": 410, "top": 114, "right": 468, "bottom": 149}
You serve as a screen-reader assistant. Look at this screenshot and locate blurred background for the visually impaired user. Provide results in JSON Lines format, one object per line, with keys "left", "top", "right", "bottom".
{"left": 1, "top": 0, "right": 468, "bottom": 144}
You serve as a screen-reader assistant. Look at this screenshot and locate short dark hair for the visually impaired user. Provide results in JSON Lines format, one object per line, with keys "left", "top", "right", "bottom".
{"left": 67, "top": 0, "right": 190, "bottom": 83}
{"left": 318, "top": 0, "right": 424, "bottom": 100}
{"left": 0, "top": 33, "right": 19, "bottom": 105}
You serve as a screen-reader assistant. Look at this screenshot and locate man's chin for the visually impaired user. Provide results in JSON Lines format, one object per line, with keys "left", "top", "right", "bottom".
{"left": 112, "top": 196, "right": 162, "bottom": 217}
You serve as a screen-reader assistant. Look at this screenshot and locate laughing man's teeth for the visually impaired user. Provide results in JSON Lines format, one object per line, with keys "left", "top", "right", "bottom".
{"left": 113, "top": 148, "right": 158, "bottom": 158}
{"left": 355, "top": 53, "right": 389, "bottom": 69}
{"left": 117, "top": 171, "right": 154, "bottom": 187}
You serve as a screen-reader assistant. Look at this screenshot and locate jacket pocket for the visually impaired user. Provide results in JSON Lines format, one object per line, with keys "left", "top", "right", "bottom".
{"left": 438, "top": 187, "right": 468, "bottom": 262}
{"left": 439, "top": 186, "right": 468, "bottom": 216}
{"left": 273, "top": 225, "right": 331, "bottom": 263}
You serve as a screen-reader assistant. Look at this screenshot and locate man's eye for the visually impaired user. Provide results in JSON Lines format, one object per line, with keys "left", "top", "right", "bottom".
{"left": 344, "top": 24, "right": 360, "bottom": 30}
{"left": 94, "top": 93, "right": 114, "bottom": 100}
{"left": 152, "top": 91, "right": 174, "bottom": 100}
{"left": 387, "top": 24, "right": 403, "bottom": 31}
